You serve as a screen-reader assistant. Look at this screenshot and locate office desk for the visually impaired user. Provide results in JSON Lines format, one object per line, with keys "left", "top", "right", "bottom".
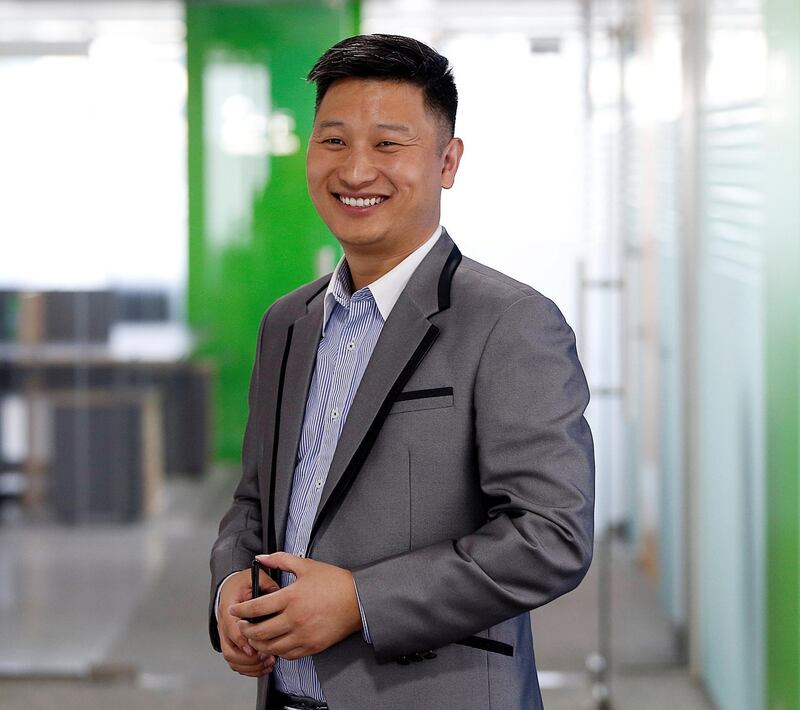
{"left": 0, "top": 331, "right": 213, "bottom": 520}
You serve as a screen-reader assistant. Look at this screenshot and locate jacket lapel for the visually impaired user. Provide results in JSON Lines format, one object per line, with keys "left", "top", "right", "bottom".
{"left": 309, "top": 229, "right": 462, "bottom": 545}
{"left": 271, "top": 285, "right": 327, "bottom": 550}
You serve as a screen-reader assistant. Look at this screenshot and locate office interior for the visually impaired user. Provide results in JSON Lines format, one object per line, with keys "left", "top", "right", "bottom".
{"left": 0, "top": 1, "right": 797, "bottom": 709}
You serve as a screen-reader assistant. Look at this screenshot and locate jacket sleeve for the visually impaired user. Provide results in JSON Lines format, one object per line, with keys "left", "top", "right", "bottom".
{"left": 351, "top": 294, "right": 595, "bottom": 662}
{"left": 207, "top": 307, "right": 272, "bottom": 652}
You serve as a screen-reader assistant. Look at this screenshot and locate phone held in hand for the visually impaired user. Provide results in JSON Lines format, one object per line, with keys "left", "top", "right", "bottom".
{"left": 248, "top": 558, "right": 273, "bottom": 624}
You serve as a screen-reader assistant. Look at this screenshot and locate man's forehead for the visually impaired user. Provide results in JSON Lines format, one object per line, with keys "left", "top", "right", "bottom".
{"left": 317, "top": 78, "right": 423, "bottom": 110}
{"left": 325, "top": 76, "right": 422, "bottom": 96}
{"left": 315, "top": 84, "right": 430, "bottom": 130}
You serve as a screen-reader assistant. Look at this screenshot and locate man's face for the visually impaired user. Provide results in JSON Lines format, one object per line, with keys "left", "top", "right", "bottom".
{"left": 306, "top": 78, "right": 463, "bottom": 257}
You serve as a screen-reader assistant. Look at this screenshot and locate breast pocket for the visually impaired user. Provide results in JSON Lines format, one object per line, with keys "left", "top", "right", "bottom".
{"left": 389, "top": 387, "right": 454, "bottom": 414}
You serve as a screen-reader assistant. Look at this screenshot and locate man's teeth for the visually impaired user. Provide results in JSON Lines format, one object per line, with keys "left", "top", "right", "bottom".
{"left": 338, "top": 195, "right": 385, "bottom": 207}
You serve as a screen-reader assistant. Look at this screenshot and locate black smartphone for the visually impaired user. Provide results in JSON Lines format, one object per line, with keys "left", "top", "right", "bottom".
{"left": 247, "top": 558, "right": 273, "bottom": 624}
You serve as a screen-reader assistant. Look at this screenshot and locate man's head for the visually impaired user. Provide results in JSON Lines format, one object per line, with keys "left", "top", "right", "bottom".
{"left": 307, "top": 34, "right": 458, "bottom": 152}
{"left": 305, "top": 34, "right": 464, "bottom": 260}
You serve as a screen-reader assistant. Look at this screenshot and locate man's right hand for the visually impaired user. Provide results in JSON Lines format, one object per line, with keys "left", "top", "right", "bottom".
{"left": 218, "top": 568, "right": 280, "bottom": 677}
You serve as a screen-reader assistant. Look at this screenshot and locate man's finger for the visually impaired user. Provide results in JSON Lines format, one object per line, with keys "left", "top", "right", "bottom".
{"left": 258, "top": 569, "right": 280, "bottom": 594}
{"left": 222, "top": 644, "right": 255, "bottom": 665}
{"left": 258, "top": 632, "right": 305, "bottom": 658}
{"left": 221, "top": 628, "right": 258, "bottom": 661}
{"left": 256, "top": 552, "right": 306, "bottom": 576}
{"left": 219, "top": 592, "right": 258, "bottom": 657}
{"left": 232, "top": 633, "right": 257, "bottom": 656}
{"left": 228, "top": 626, "right": 255, "bottom": 655}
{"left": 222, "top": 637, "right": 274, "bottom": 674}
{"left": 238, "top": 614, "right": 293, "bottom": 642}
{"left": 229, "top": 662, "right": 269, "bottom": 677}
{"left": 230, "top": 587, "right": 288, "bottom": 620}
{"left": 222, "top": 622, "right": 257, "bottom": 656}
{"left": 224, "top": 649, "right": 265, "bottom": 673}
{"left": 226, "top": 656, "right": 265, "bottom": 672}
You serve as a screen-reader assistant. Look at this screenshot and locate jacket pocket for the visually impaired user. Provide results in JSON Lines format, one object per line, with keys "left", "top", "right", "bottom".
{"left": 456, "top": 635, "right": 515, "bottom": 657}
{"left": 390, "top": 387, "right": 454, "bottom": 414}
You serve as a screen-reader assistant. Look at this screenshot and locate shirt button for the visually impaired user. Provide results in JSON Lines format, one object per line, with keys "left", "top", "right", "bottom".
{"left": 298, "top": 552, "right": 305, "bottom": 558}
{"left": 315, "top": 480, "right": 322, "bottom": 489}
{"left": 331, "top": 408, "right": 339, "bottom": 419}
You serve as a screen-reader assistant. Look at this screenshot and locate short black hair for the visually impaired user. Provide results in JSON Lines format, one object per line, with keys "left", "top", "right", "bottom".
{"left": 307, "top": 34, "right": 458, "bottom": 141}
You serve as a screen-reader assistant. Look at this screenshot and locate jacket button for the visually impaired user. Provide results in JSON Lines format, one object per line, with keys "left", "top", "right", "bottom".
{"left": 409, "top": 653, "right": 424, "bottom": 663}
{"left": 423, "top": 651, "right": 437, "bottom": 660}
{"left": 397, "top": 655, "right": 410, "bottom": 665}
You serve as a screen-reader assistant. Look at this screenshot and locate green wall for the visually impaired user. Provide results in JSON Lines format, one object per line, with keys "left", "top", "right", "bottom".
{"left": 186, "top": 1, "right": 358, "bottom": 461}
{"left": 765, "top": 0, "right": 800, "bottom": 705}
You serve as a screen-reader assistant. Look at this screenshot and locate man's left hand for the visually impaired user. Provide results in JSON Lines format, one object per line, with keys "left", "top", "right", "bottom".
{"left": 230, "top": 552, "right": 363, "bottom": 661}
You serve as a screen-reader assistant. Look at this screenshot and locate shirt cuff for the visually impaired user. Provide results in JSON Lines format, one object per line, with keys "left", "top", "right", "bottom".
{"left": 353, "top": 578, "right": 373, "bottom": 644}
{"left": 214, "top": 572, "right": 240, "bottom": 622}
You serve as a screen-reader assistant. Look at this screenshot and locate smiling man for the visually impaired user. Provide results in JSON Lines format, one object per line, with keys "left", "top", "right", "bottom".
{"left": 209, "top": 34, "right": 595, "bottom": 710}
{"left": 305, "top": 77, "right": 461, "bottom": 290}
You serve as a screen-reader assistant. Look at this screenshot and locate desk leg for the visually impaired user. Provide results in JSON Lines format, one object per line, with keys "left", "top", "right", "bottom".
{"left": 22, "top": 372, "right": 46, "bottom": 511}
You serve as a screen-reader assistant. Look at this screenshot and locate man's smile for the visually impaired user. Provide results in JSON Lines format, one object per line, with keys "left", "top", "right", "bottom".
{"left": 333, "top": 192, "right": 390, "bottom": 213}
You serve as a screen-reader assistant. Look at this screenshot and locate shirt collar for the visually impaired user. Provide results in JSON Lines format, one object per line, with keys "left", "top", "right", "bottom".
{"left": 322, "top": 225, "right": 443, "bottom": 336}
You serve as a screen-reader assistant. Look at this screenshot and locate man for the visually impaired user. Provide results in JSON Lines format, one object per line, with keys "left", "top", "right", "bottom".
{"left": 209, "top": 34, "right": 594, "bottom": 710}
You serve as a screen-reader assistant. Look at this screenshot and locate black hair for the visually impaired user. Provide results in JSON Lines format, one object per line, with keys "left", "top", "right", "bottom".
{"left": 307, "top": 34, "right": 458, "bottom": 142}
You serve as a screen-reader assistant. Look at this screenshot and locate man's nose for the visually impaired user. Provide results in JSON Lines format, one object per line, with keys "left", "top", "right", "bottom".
{"left": 338, "top": 147, "right": 378, "bottom": 188}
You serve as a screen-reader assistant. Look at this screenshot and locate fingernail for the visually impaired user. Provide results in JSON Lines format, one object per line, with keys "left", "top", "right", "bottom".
{"left": 255, "top": 553, "right": 270, "bottom": 559}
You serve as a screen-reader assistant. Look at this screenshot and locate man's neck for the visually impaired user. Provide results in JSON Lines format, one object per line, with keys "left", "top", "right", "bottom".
{"left": 343, "top": 230, "right": 437, "bottom": 292}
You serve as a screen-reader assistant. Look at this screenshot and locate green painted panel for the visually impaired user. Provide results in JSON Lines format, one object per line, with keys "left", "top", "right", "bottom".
{"left": 186, "top": 1, "right": 358, "bottom": 461}
{"left": 765, "top": 0, "right": 800, "bottom": 705}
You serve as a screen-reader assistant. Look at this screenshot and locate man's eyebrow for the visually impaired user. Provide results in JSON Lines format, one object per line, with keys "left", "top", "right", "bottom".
{"left": 376, "top": 123, "right": 412, "bottom": 134}
{"left": 315, "top": 120, "right": 412, "bottom": 134}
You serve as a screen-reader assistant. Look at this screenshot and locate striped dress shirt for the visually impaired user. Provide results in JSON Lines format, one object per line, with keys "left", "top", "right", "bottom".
{"left": 274, "top": 226, "right": 442, "bottom": 700}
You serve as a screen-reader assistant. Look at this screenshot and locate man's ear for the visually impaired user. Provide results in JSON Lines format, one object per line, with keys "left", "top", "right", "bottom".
{"left": 441, "top": 137, "right": 464, "bottom": 189}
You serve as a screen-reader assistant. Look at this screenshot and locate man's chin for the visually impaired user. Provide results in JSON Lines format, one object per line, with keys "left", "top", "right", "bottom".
{"left": 328, "top": 227, "right": 387, "bottom": 251}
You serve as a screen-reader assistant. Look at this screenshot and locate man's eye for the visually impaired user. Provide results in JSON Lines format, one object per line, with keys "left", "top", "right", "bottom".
{"left": 378, "top": 141, "right": 398, "bottom": 147}
{"left": 323, "top": 138, "right": 344, "bottom": 145}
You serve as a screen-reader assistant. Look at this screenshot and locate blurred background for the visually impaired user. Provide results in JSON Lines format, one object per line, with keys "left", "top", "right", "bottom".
{"left": 0, "top": 0, "right": 796, "bottom": 709}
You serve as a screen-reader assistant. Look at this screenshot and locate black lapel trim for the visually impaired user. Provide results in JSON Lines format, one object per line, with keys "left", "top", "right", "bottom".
{"left": 268, "top": 322, "right": 294, "bottom": 564}
{"left": 306, "top": 279, "right": 330, "bottom": 305}
{"left": 456, "top": 636, "right": 515, "bottom": 657}
{"left": 266, "top": 279, "right": 327, "bottom": 559}
{"left": 438, "top": 244, "right": 462, "bottom": 311}
{"left": 395, "top": 386, "right": 453, "bottom": 402}
{"left": 308, "top": 325, "right": 440, "bottom": 546}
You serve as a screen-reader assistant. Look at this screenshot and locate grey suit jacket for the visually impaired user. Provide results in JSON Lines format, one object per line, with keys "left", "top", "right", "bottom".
{"left": 209, "top": 228, "right": 595, "bottom": 710}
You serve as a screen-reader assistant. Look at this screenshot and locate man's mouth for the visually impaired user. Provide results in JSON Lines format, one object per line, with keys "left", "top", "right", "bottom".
{"left": 334, "top": 193, "right": 388, "bottom": 209}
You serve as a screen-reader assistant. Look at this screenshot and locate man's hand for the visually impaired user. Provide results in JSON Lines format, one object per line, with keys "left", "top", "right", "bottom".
{"left": 218, "top": 567, "right": 279, "bottom": 677}
{"left": 230, "top": 552, "right": 362, "bottom": 661}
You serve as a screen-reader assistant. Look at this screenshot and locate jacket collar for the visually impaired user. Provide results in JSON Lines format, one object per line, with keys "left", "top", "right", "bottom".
{"left": 321, "top": 225, "right": 443, "bottom": 335}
